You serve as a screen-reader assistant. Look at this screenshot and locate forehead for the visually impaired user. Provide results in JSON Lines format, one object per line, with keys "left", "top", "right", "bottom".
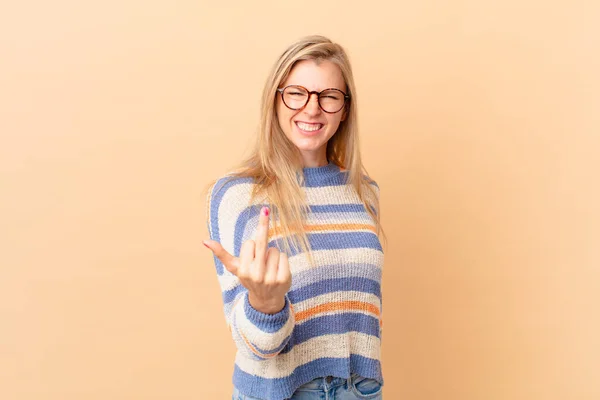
{"left": 282, "top": 59, "right": 346, "bottom": 91}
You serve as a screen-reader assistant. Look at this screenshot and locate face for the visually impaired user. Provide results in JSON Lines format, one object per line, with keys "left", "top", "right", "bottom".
{"left": 276, "top": 59, "right": 347, "bottom": 167}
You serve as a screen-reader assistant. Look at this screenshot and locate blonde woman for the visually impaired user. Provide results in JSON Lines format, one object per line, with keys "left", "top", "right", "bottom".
{"left": 204, "top": 35, "right": 386, "bottom": 400}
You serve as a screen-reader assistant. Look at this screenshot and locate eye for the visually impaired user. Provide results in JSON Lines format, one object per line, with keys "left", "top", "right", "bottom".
{"left": 321, "top": 90, "right": 342, "bottom": 100}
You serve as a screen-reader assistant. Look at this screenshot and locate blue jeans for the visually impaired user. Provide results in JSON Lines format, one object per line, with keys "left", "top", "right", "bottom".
{"left": 232, "top": 373, "right": 383, "bottom": 399}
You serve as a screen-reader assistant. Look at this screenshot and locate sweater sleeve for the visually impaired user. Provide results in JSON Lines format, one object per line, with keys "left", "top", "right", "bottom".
{"left": 373, "top": 180, "right": 384, "bottom": 343}
{"left": 366, "top": 177, "right": 383, "bottom": 342}
{"left": 206, "top": 176, "right": 295, "bottom": 360}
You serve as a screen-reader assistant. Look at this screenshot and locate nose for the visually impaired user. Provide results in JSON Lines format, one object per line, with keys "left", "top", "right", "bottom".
{"left": 303, "top": 93, "right": 321, "bottom": 115}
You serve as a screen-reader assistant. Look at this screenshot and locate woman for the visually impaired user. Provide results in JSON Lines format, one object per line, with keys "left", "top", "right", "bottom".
{"left": 203, "top": 35, "right": 386, "bottom": 400}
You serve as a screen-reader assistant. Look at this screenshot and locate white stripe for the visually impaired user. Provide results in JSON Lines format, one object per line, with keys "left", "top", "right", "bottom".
{"left": 288, "top": 248, "right": 384, "bottom": 275}
{"left": 305, "top": 185, "right": 363, "bottom": 205}
{"left": 233, "top": 295, "right": 295, "bottom": 352}
{"left": 218, "top": 273, "right": 240, "bottom": 292}
{"left": 305, "top": 212, "right": 374, "bottom": 225}
{"left": 234, "top": 331, "right": 381, "bottom": 379}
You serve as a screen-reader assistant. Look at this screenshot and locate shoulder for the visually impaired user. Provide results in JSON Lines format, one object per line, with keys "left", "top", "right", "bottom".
{"left": 206, "top": 173, "right": 258, "bottom": 241}
{"left": 363, "top": 175, "right": 379, "bottom": 188}
{"left": 362, "top": 174, "right": 380, "bottom": 197}
{"left": 206, "top": 173, "right": 256, "bottom": 218}
{"left": 208, "top": 173, "right": 253, "bottom": 202}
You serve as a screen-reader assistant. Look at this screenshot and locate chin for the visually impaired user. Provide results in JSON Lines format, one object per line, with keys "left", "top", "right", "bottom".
{"left": 293, "top": 139, "right": 326, "bottom": 150}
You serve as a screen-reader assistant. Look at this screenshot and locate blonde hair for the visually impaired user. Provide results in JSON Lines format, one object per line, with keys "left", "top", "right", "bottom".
{"left": 205, "top": 35, "right": 386, "bottom": 265}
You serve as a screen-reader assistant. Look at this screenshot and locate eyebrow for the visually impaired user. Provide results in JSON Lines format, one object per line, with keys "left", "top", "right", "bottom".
{"left": 285, "top": 85, "right": 347, "bottom": 93}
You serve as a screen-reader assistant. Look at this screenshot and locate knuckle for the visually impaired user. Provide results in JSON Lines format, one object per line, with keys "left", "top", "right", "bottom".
{"left": 275, "top": 278, "right": 286, "bottom": 285}
{"left": 267, "top": 248, "right": 280, "bottom": 262}
{"left": 253, "top": 276, "right": 265, "bottom": 285}
{"left": 250, "top": 272, "right": 264, "bottom": 284}
{"left": 262, "top": 276, "right": 276, "bottom": 286}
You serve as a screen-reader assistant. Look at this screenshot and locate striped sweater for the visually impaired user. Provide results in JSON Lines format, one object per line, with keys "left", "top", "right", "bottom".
{"left": 206, "top": 161, "right": 384, "bottom": 400}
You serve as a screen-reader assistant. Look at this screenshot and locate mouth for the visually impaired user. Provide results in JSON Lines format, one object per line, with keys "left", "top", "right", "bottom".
{"left": 295, "top": 121, "right": 324, "bottom": 135}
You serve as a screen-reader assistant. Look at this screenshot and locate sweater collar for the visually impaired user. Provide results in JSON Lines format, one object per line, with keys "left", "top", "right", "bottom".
{"left": 300, "top": 161, "right": 340, "bottom": 185}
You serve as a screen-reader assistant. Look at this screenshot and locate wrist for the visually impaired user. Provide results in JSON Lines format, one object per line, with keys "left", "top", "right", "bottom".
{"left": 247, "top": 292, "right": 286, "bottom": 315}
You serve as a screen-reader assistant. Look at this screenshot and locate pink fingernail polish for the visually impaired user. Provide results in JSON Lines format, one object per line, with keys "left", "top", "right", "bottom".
{"left": 263, "top": 207, "right": 269, "bottom": 216}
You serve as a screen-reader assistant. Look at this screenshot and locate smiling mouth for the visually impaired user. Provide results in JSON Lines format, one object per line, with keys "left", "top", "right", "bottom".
{"left": 295, "top": 121, "right": 324, "bottom": 132}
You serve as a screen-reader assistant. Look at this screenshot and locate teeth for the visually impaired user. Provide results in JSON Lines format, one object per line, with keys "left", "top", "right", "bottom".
{"left": 296, "top": 122, "right": 322, "bottom": 132}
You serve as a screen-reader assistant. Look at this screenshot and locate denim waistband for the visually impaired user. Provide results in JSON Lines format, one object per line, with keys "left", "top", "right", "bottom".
{"left": 295, "top": 372, "right": 361, "bottom": 391}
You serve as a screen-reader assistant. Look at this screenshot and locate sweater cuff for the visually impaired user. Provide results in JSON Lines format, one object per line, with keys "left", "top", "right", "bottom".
{"left": 243, "top": 292, "right": 291, "bottom": 333}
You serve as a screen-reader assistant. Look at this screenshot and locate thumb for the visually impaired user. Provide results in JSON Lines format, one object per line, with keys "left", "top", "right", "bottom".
{"left": 203, "top": 239, "right": 239, "bottom": 275}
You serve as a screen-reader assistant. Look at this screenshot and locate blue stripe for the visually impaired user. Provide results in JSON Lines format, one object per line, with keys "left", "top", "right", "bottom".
{"left": 222, "top": 284, "right": 246, "bottom": 305}
{"left": 268, "top": 231, "right": 382, "bottom": 257}
{"left": 233, "top": 204, "right": 266, "bottom": 257}
{"left": 367, "top": 179, "right": 379, "bottom": 189}
{"left": 243, "top": 293, "right": 292, "bottom": 333}
{"left": 308, "top": 203, "right": 370, "bottom": 213}
{"left": 290, "top": 277, "right": 381, "bottom": 303}
{"left": 233, "top": 354, "right": 383, "bottom": 400}
{"left": 291, "top": 262, "right": 382, "bottom": 289}
{"left": 301, "top": 171, "right": 350, "bottom": 187}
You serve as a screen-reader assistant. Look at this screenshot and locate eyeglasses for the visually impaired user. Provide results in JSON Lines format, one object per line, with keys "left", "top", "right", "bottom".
{"left": 277, "top": 85, "right": 350, "bottom": 114}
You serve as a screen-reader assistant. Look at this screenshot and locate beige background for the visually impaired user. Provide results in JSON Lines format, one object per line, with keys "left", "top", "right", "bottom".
{"left": 1, "top": 1, "right": 599, "bottom": 399}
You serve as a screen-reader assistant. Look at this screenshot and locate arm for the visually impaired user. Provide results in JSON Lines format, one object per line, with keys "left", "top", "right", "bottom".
{"left": 206, "top": 177, "right": 294, "bottom": 360}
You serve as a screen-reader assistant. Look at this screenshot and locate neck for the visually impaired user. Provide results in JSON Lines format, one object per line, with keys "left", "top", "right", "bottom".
{"left": 301, "top": 153, "right": 329, "bottom": 168}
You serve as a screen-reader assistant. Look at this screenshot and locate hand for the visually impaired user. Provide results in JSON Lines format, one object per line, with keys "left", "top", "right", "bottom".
{"left": 204, "top": 206, "right": 292, "bottom": 314}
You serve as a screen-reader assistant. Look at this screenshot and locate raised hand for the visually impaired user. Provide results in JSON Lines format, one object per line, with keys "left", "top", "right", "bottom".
{"left": 204, "top": 206, "right": 292, "bottom": 314}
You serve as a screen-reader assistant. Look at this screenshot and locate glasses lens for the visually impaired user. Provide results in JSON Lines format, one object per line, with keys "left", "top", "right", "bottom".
{"left": 282, "top": 86, "right": 309, "bottom": 110}
{"left": 319, "top": 89, "right": 345, "bottom": 113}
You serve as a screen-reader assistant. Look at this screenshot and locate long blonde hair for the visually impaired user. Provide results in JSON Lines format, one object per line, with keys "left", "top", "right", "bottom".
{"left": 205, "top": 35, "right": 386, "bottom": 265}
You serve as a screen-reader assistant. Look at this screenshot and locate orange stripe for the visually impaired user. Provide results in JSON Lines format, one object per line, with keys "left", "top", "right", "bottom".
{"left": 239, "top": 331, "right": 280, "bottom": 359}
{"left": 295, "top": 301, "right": 380, "bottom": 322}
{"left": 229, "top": 295, "right": 281, "bottom": 359}
{"left": 269, "top": 223, "right": 375, "bottom": 237}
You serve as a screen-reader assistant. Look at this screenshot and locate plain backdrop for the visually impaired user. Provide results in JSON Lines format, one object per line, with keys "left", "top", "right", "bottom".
{"left": 1, "top": 1, "right": 599, "bottom": 399}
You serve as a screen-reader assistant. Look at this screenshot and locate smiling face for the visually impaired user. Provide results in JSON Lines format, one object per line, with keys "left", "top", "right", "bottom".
{"left": 276, "top": 59, "right": 347, "bottom": 167}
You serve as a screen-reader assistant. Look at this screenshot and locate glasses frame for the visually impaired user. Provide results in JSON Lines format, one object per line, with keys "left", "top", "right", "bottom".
{"left": 276, "top": 85, "right": 350, "bottom": 114}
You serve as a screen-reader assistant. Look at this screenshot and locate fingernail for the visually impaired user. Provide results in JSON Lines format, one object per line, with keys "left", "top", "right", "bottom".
{"left": 263, "top": 207, "right": 269, "bottom": 217}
